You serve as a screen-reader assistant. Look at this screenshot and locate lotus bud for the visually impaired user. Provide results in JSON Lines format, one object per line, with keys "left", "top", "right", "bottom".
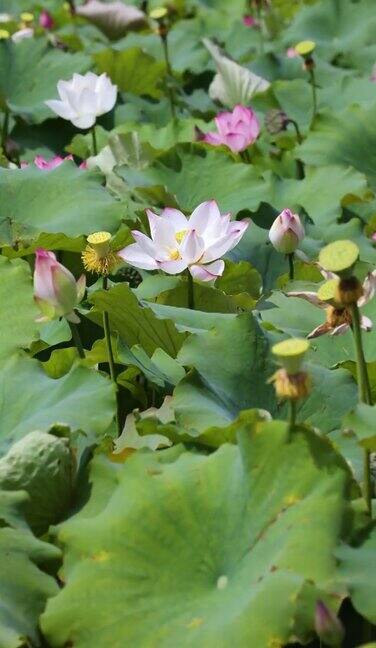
{"left": 269, "top": 209, "right": 304, "bottom": 254}
{"left": 34, "top": 248, "right": 86, "bottom": 323}
{"left": 39, "top": 10, "right": 54, "bottom": 29}
{"left": 314, "top": 600, "right": 344, "bottom": 647}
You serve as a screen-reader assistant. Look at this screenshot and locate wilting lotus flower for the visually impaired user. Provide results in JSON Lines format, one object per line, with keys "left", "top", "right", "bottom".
{"left": 287, "top": 269, "right": 375, "bottom": 338}
{"left": 203, "top": 105, "right": 260, "bottom": 153}
{"left": 269, "top": 209, "right": 305, "bottom": 254}
{"left": 39, "top": 10, "right": 54, "bottom": 29}
{"left": 34, "top": 249, "right": 86, "bottom": 323}
{"left": 34, "top": 155, "right": 73, "bottom": 170}
{"left": 118, "top": 200, "right": 249, "bottom": 281}
{"left": 45, "top": 72, "right": 117, "bottom": 129}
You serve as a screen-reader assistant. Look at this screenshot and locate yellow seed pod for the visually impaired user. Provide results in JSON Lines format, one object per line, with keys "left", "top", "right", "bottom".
{"left": 317, "top": 278, "right": 341, "bottom": 306}
{"left": 295, "top": 40, "right": 316, "bottom": 57}
{"left": 149, "top": 6, "right": 168, "bottom": 20}
{"left": 0, "top": 28, "right": 9, "bottom": 39}
{"left": 272, "top": 337, "right": 310, "bottom": 375}
{"left": 319, "top": 240, "right": 359, "bottom": 276}
{"left": 20, "top": 12, "right": 34, "bottom": 23}
{"left": 82, "top": 232, "right": 120, "bottom": 275}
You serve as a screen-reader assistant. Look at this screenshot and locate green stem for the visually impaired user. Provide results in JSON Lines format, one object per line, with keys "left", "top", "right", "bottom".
{"left": 256, "top": 5, "right": 264, "bottom": 55}
{"left": 288, "top": 119, "right": 303, "bottom": 145}
{"left": 350, "top": 302, "right": 373, "bottom": 517}
{"left": 102, "top": 276, "right": 116, "bottom": 385}
{"left": 91, "top": 125, "right": 98, "bottom": 156}
{"left": 1, "top": 107, "right": 9, "bottom": 151}
{"left": 187, "top": 270, "right": 194, "bottom": 309}
{"left": 68, "top": 319, "right": 85, "bottom": 359}
{"left": 161, "top": 34, "right": 176, "bottom": 120}
{"left": 289, "top": 400, "right": 297, "bottom": 430}
{"left": 288, "top": 253, "right": 294, "bottom": 281}
{"left": 240, "top": 148, "right": 251, "bottom": 163}
{"left": 308, "top": 68, "right": 317, "bottom": 121}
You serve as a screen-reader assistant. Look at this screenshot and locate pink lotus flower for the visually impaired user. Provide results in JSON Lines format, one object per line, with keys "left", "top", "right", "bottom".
{"left": 269, "top": 209, "right": 305, "bottom": 254}
{"left": 287, "top": 269, "right": 375, "bottom": 338}
{"left": 34, "top": 155, "right": 73, "bottom": 170}
{"left": 39, "top": 10, "right": 54, "bottom": 29}
{"left": 118, "top": 200, "right": 249, "bottom": 281}
{"left": 34, "top": 249, "right": 86, "bottom": 323}
{"left": 314, "top": 601, "right": 344, "bottom": 646}
{"left": 203, "top": 105, "right": 260, "bottom": 153}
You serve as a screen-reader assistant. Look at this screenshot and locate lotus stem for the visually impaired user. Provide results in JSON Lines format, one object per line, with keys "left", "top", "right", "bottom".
{"left": 68, "top": 320, "right": 85, "bottom": 359}
{"left": 288, "top": 253, "right": 295, "bottom": 281}
{"left": 1, "top": 107, "right": 9, "bottom": 151}
{"left": 308, "top": 68, "right": 317, "bottom": 121}
{"left": 350, "top": 302, "right": 373, "bottom": 517}
{"left": 289, "top": 399, "right": 297, "bottom": 430}
{"left": 91, "top": 125, "right": 98, "bottom": 156}
{"left": 161, "top": 34, "right": 177, "bottom": 120}
{"left": 187, "top": 270, "right": 194, "bottom": 310}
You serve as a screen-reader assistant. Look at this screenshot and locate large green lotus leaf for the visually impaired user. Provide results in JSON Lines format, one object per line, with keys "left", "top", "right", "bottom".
{"left": 0, "top": 39, "right": 90, "bottom": 123}
{"left": 173, "top": 311, "right": 357, "bottom": 433}
{"left": 342, "top": 404, "right": 376, "bottom": 452}
{"left": 175, "top": 313, "right": 277, "bottom": 431}
{"left": 298, "top": 103, "right": 376, "bottom": 189}
{"left": 123, "top": 145, "right": 270, "bottom": 214}
{"left": 263, "top": 292, "right": 376, "bottom": 365}
{"left": 0, "top": 355, "right": 115, "bottom": 457}
{"left": 89, "top": 284, "right": 186, "bottom": 357}
{"left": 94, "top": 47, "right": 165, "bottom": 98}
{"left": 41, "top": 421, "right": 351, "bottom": 648}
{"left": 271, "top": 166, "right": 371, "bottom": 226}
{"left": 284, "top": 0, "right": 376, "bottom": 60}
{"left": 0, "top": 164, "right": 124, "bottom": 244}
{"left": 145, "top": 301, "right": 238, "bottom": 334}
{"left": 336, "top": 526, "right": 376, "bottom": 624}
{"left": 0, "top": 256, "right": 38, "bottom": 360}
{"left": 0, "top": 492, "right": 60, "bottom": 648}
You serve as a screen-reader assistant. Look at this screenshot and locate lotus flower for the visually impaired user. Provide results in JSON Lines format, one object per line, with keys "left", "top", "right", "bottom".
{"left": 269, "top": 209, "right": 305, "bottom": 254}
{"left": 243, "top": 15, "right": 258, "bottom": 27}
{"left": 34, "top": 155, "right": 73, "bottom": 170}
{"left": 39, "top": 10, "right": 54, "bottom": 29}
{"left": 203, "top": 105, "right": 260, "bottom": 153}
{"left": 287, "top": 269, "right": 375, "bottom": 338}
{"left": 34, "top": 249, "right": 86, "bottom": 323}
{"left": 314, "top": 601, "right": 344, "bottom": 647}
{"left": 45, "top": 72, "right": 117, "bottom": 129}
{"left": 118, "top": 200, "right": 249, "bottom": 281}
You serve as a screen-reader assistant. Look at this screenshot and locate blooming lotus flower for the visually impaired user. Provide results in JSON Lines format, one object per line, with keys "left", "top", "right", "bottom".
{"left": 34, "top": 249, "right": 86, "bottom": 323}
{"left": 203, "top": 105, "right": 260, "bottom": 153}
{"left": 45, "top": 72, "right": 117, "bottom": 129}
{"left": 39, "top": 10, "right": 54, "bottom": 29}
{"left": 287, "top": 269, "right": 375, "bottom": 338}
{"left": 269, "top": 209, "right": 305, "bottom": 254}
{"left": 118, "top": 200, "right": 249, "bottom": 281}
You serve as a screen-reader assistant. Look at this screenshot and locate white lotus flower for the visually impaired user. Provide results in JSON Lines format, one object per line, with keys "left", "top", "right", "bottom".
{"left": 118, "top": 200, "right": 249, "bottom": 281}
{"left": 45, "top": 72, "right": 117, "bottom": 129}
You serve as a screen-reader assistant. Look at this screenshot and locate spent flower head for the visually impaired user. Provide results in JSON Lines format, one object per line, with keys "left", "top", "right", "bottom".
{"left": 82, "top": 231, "right": 120, "bottom": 276}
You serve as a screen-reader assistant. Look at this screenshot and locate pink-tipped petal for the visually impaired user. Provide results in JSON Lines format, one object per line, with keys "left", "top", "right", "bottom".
{"left": 158, "top": 258, "right": 188, "bottom": 274}
{"left": 159, "top": 207, "right": 188, "bottom": 232}
{"left": 189, "top": 260, "right": 225, "bottom": 281}
{"left": 180, "top": 229, "right": 205, "bottom": 264}
{"left": 117, "top": 243, "right": 158, "bottom": 270}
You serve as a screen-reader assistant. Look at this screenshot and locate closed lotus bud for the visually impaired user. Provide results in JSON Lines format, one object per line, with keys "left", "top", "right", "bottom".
{"left": 314, "top": 600, "right": 344, "bottom": 647}
{"left": 39, "top": 10, "right": 54, "bottom": 29}
{"left": 269, "top": 209, "right": 304, "bottom": 254}
{"left": 34, "top": 248, "right": 86, "bottom": 323}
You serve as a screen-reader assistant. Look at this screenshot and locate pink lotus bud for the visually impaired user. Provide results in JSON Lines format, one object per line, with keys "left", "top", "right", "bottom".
{"left": 269, "top": 208, "right": 304, "bottom": 254}
{"left": 243, "top": 15, "right": 257, "bottom": 27}
{"left": 203, "top": 105, "right": 260, "bottom": 153}
{"left": 34, "top": 155, "right": 73, "bottom": 170}
{"left": 79, "top": 160, "right": 88, "bottom": 170}
{"left": 33, "top": 249, "right": 86, "bottom": 323}
{"left": 314, "top": 601, "right": 344, "bottom": 647}
{"left": 39, "top": 10, "right": 54, "bottom": 29}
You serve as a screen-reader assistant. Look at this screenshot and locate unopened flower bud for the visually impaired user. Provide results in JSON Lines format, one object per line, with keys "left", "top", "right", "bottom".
{"left": 314, "top": 600, "right": 344, "bottom": 647}
{"left": 269, "top": 209, "right": 304, "bottom": 254}
{"left": 39, "top": 10, "right": 54, "bottom": 29}
{"left": 34, "top": 248, "right": 85, "bottom": 323}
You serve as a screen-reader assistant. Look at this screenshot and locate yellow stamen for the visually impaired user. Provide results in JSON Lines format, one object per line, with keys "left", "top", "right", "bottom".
{"left": 0, "top": 29, "right": 9, "bottom": 39}
{"left": 169, "top": 249, "right": 180, "bottom": 261}
{"left": 175, "top": 229, "right": 187, "bottom": 244}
